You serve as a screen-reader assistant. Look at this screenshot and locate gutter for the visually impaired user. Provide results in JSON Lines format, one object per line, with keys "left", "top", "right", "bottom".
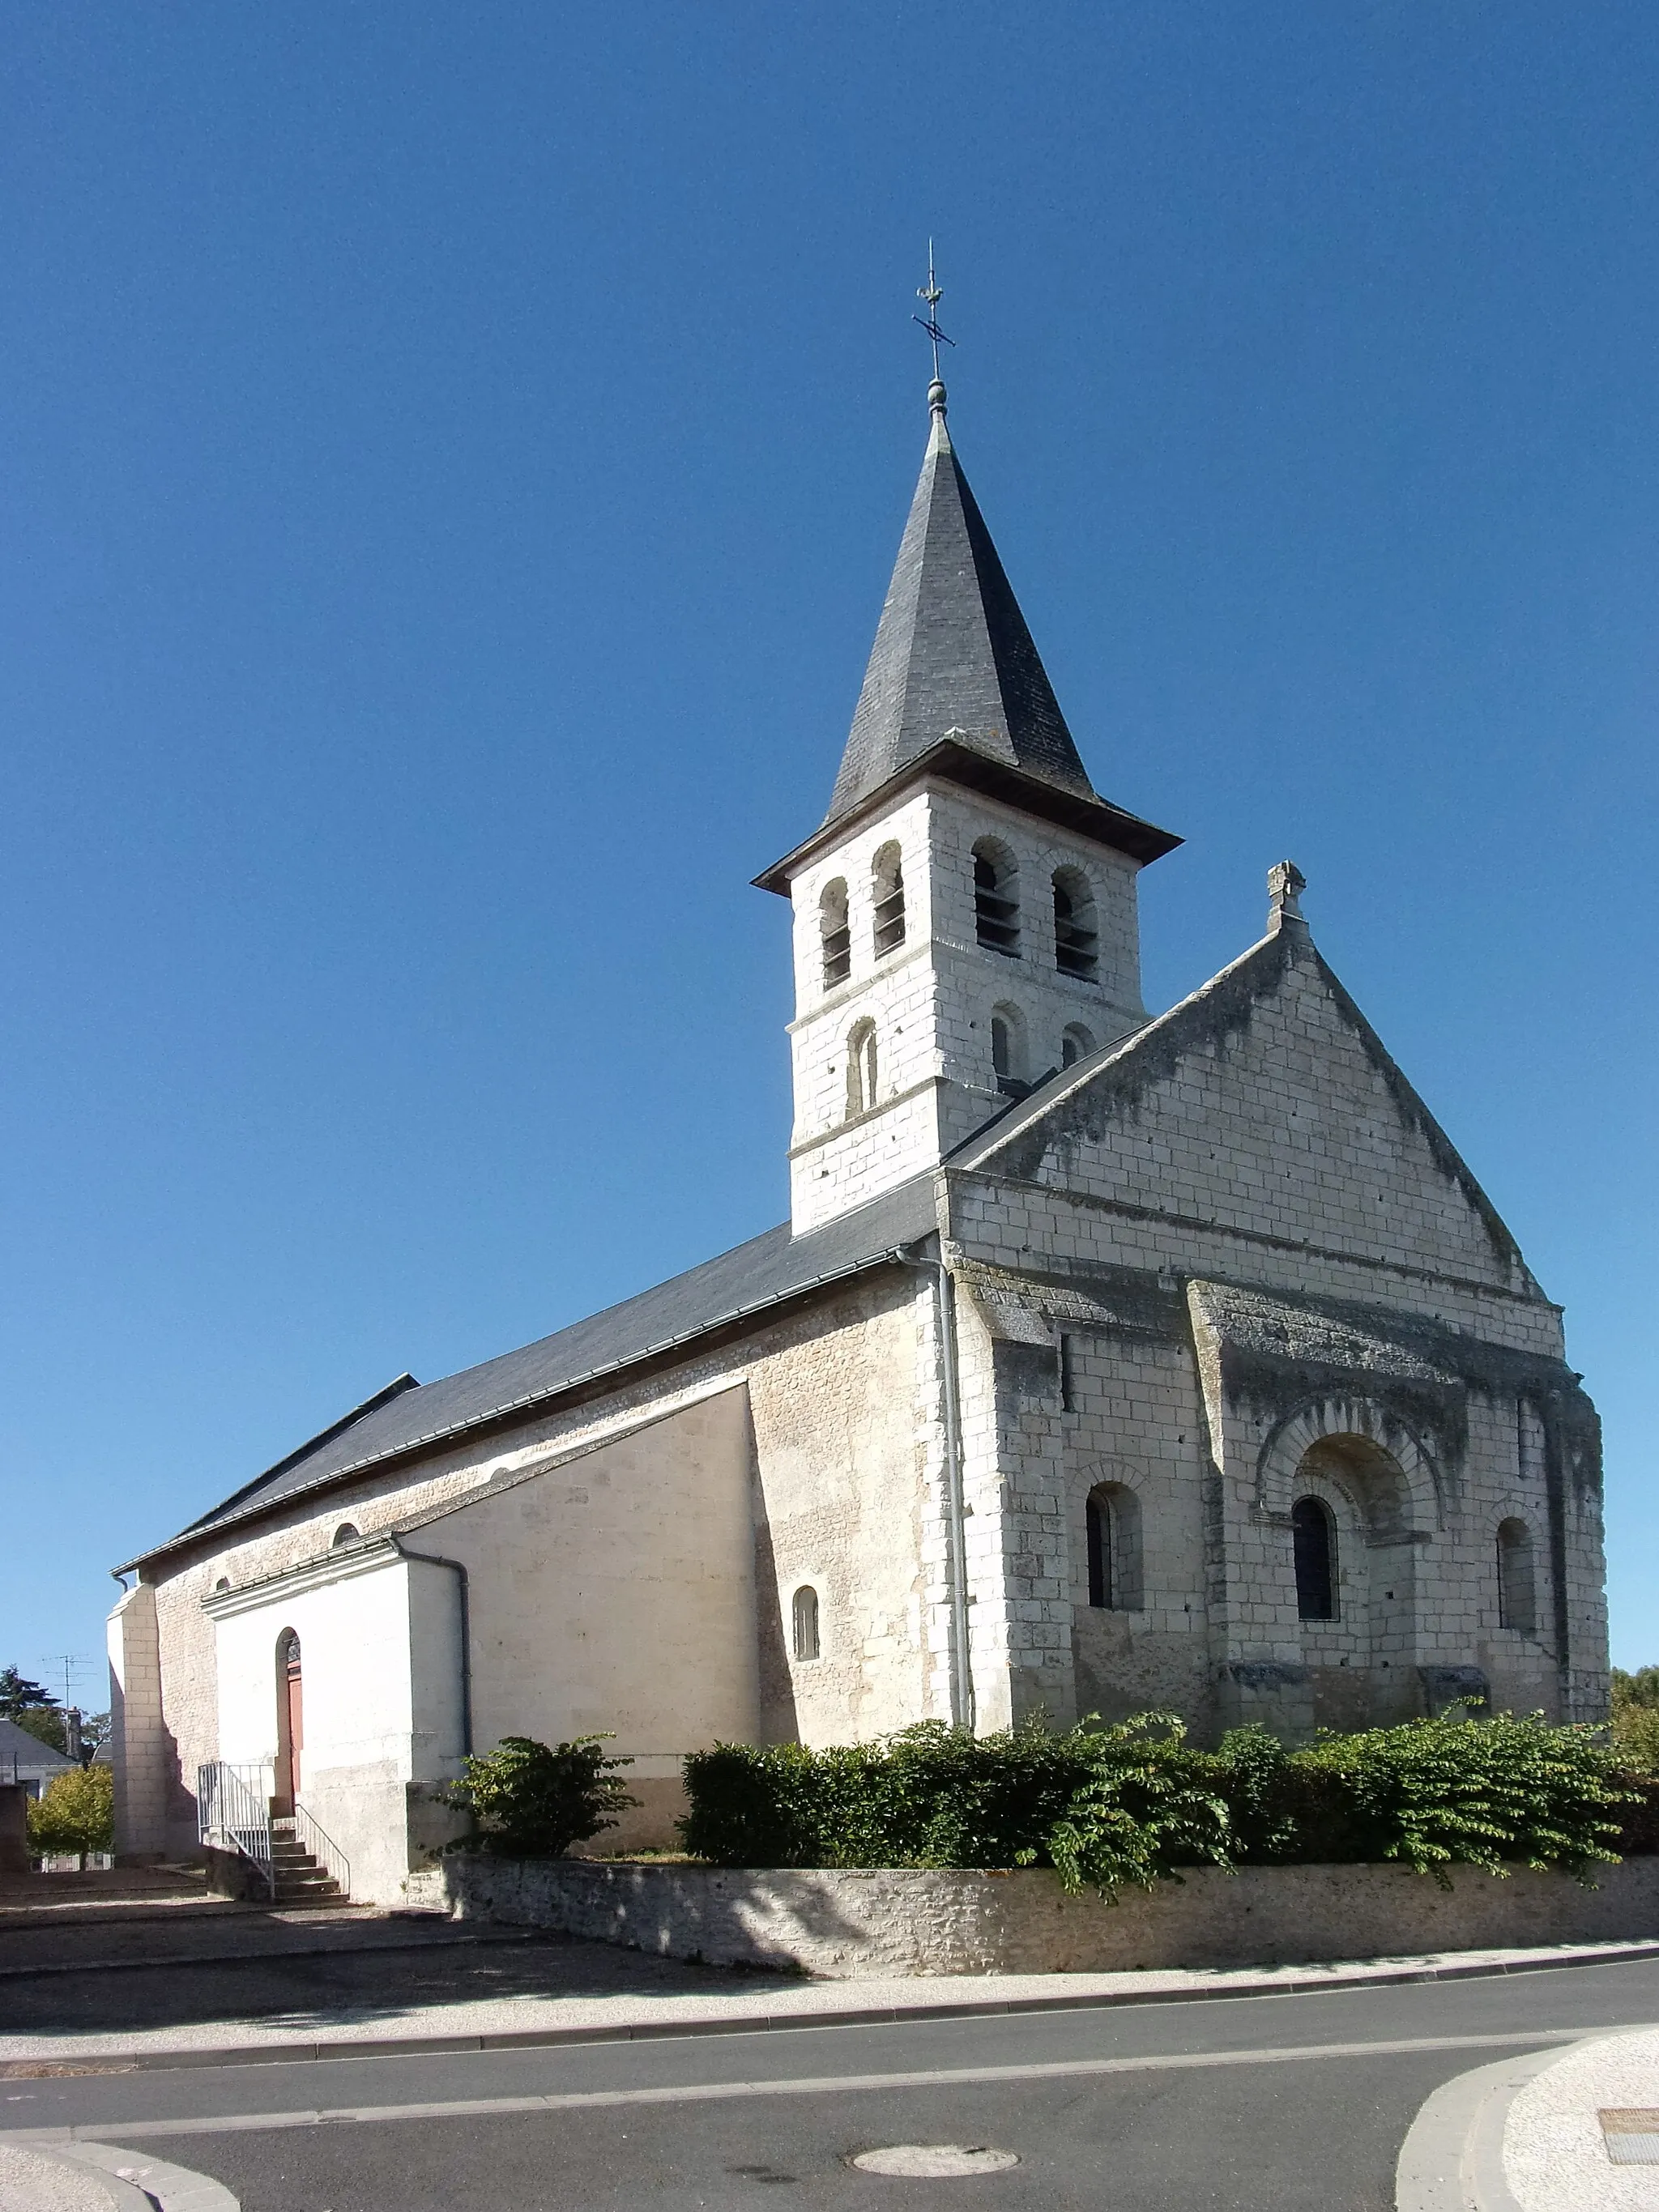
{"left": 893, "top": 1242, "right": 975, "bottom": 1732}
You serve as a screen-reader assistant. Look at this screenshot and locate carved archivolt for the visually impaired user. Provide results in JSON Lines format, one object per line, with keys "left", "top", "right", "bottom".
{"left": 1256, "top": 1396, "right": 1443, "bottom": 1535}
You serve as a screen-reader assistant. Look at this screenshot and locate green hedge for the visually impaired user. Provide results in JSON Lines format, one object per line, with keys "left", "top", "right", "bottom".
{"left": 680, "top": 1712, "right": 1636, "bottom": 1895}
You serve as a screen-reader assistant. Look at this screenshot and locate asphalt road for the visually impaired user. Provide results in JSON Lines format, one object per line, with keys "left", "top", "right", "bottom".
{"left": 9, "top": 1955, "right": 1659, "bottom": 2210}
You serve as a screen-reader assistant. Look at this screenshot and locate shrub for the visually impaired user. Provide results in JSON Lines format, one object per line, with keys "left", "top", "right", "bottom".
{"left": 1611, "top": 1772, "right": 1659, "bottom": 1856}
{"left": 683, "top": 1716, "right": 1229, "bottom": 1898}
{"left": 680, "top": 1711, "right": 1631, "bottom": 1892}
{"left": 445, "top": 1736, "right": 635, "bottom": 1858}
{"left": 28, "top": 1765, "right": 113, "bottom": 1866}
{"left": 1286, "top": 1711, "right": 1631, "bottom": 1886}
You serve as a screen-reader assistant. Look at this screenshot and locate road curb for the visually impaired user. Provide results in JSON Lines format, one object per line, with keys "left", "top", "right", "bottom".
{"left": 1394, "top": 2044, "right": 1568, "bottom": 2211}
{"left": 59, "top": 2139, "right": 241, "bottom": 2212}
{"left": 3, "top": 1938, "right": 1657, "bottom": 2078}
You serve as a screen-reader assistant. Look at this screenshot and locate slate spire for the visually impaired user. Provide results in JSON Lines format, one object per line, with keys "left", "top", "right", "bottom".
{"left": 825, "top": 379, "right": 1097, "bottom": 825}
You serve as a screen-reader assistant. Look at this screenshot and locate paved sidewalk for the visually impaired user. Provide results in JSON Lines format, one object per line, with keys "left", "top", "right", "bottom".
{"left": 1504, "top": 2027, "right": 1659, "bottom": 2211}
{"left": 0, "top": 2142, "right": 113, "bottom": 2212}
{"left": 2, "top": 1935, "right": 1657, "bottom": 2072}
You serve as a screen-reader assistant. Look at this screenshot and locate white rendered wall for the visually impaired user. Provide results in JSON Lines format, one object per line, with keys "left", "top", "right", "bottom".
{"left": 788, "top": 780, "right": 1147, "bottom": 1232}
{"left": 413, "top": 1383, "right": 762, "bottom": 1840}
{"left": 209, "top": 1554, "right": 463, "bottom": 1901}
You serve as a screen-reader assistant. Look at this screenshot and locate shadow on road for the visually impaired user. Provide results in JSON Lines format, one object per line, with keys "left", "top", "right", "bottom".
{"left": 0, "top": 1917, "right": 799, "bottom": 2040}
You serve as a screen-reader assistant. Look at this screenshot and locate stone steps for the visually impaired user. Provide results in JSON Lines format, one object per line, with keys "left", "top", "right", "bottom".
{"left": 268, "top": 1823, "right": 343, "bottom": 1904}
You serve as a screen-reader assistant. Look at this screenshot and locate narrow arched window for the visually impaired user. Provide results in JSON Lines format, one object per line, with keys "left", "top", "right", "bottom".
{"left": 820, "top": 880, "right": 851, "bottom": 989}
{"left": 973, "top": 842, "right": 1020, "bottom": 955}
{"left": 846, "top": 1018, "right": 877, "bottom": 1117}
{"left": 331, "top": 1523, "right": 360, "bottom": 1549}
{"left": 214, "top": 1577, "right": 230, "bottom": 1592}
{"left": 1061, "top": 1024, "right": 1094, "bottom": 1068}
{"left": 791, "top": 1584, "right": 821, "bottom": 1662}
{"left": 1292, "top": 1496, "right": 1335, "bottom": 1621}
{"left": 872, "top": 843, "right": 906, "bottom": 958}
{"left": 1496, "top": 1518, "right": 1536, "bottom": 1634}
{"left": 991, "top": 1003, "right": 1026, "bottom": 1094}
{"left": 1085, "top": 1483, "right": 1142, "bottom": 1610}
{"left": 991, "top": 1014, "right": 1011, "bottom": 1081}
{"left": 1053, "top": 869, "right": 1098, "bottom": 978}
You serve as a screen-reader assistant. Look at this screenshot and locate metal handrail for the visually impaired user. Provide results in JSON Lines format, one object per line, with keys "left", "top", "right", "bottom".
{"left": 291, "top": 1800, "right": 351, "bottom": 1899}
{"left": 197, "top": 1760, "right": 275, "bottom": 1898}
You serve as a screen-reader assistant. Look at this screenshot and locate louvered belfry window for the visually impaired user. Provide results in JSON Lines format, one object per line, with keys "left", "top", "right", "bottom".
{"left": 872, "top": 846, "right": 906, "bottom": 957}
{"left": 821, "top": 879, "right": 851, "bottom": 988}
{"left": 1053, "top": 871, "right": 1098, "bottom": 978}
{"left": 974, "top": 844, "right": 1019, "bottom": 954}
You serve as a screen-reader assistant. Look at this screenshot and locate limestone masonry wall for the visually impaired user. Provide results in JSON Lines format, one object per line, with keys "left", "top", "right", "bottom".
{"left": 429, "top": 1856, "right": 1659, "bottom": 1978}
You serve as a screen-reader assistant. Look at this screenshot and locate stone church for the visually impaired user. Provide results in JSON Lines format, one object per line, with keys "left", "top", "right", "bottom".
{"left": 109, "top": 373, "right": 1607, "bottom": 1903}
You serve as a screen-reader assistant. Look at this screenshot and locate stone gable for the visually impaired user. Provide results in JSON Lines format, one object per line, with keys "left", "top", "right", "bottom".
{"left": 962, "top": 922, "right": 1535, "bottom": 1302}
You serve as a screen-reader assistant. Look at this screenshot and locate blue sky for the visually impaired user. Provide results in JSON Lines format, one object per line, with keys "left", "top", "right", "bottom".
{"left": 2, "top": 2, "right": 1654, "bottom": 1706}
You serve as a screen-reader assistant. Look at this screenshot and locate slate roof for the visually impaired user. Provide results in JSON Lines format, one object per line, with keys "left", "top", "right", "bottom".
{"left": 825, "top": 387, "right": 1096, "bottom": 824}
{"left": 125, "top": 1174, "right": 941, "bottom": 1569}
{"left": 0, "top": 1715, "right": 75, "bottom": 1778}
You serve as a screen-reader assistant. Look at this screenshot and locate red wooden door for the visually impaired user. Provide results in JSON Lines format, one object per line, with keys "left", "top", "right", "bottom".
{"left": 280, "top": 1634, "right": 303, "bottom": 1807}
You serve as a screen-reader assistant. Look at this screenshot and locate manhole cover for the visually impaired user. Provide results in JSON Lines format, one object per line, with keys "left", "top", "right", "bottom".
{"left": 850, "top": 2145, "right": 1020, "bottom": 2177}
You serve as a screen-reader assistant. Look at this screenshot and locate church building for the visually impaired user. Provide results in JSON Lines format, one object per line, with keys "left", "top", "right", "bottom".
{"left": 109, "top": 373, "right": 1608, "bottom": 1903}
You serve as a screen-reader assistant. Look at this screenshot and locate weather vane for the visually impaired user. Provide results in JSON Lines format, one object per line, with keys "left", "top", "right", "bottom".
{"left": 913, "top": 241, "right": 955, "bottom": 381}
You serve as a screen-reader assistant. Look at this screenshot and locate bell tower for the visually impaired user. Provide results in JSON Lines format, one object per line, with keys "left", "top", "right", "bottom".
{"left": 757, "top": 377, "right": 1180, "bottom": 1235}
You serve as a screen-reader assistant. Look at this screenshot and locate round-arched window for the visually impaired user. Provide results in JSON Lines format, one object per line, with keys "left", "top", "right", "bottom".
{"left": 1085, "top": 1483, "right": 1143, "bottom": 1611}
{"left": 872, "top": 843, "right": 906, "bottom": 958}
{"left": 846, "top": 1019, "right": 878, "bottom": 1117}
{"left": 1292, "top": 1497, "right": 1336, "bottom": 1621}
{"left": 1052, "top": 868, "right": 1098, "bottom": 978}
{"left": 991, "top": 1003, "right": 1027, "bottom": 1093}
{"left": 791, "top": 1584, "right": 821, "bottom": 1663}
{"left": 973, "top": 842, "right": 1020, "bottom": 955}
{"left": 820, "top": 879, "right": 851, "bottom": 990}
{"left": 1496, "top": 1518, "right": 1536, "bottom": 1634}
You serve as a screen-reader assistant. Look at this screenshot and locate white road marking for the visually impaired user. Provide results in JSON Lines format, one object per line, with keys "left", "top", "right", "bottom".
{"left": 0, "top": 2027, "right": 1605, "bottom": 2144}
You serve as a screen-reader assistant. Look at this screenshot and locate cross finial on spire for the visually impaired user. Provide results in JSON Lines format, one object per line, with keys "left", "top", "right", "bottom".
{"left": 913, "top": 239, "right": 954, "bottom": 410}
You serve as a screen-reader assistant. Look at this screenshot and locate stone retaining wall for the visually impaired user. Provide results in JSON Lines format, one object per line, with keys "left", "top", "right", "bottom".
{"left": 420, "top": 1855, "right": 1659, "bottom": 1978}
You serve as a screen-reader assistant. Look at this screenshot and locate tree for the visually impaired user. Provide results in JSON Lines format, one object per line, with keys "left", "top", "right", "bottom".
{"left": 27, "top": 1766, "right": 114, "bottom": 1869}
{"left": 1611, "top": 1669, "right": 1659, "bottom": 1771}
{"left": 0, "top": 1667, "right": 58, "bottom": 1720}
{"left": 76, "top": 1711, "right": 112, "bottom": 1766}
{"left": 11, "top": 1708, "right": 69, "bottom": 1756}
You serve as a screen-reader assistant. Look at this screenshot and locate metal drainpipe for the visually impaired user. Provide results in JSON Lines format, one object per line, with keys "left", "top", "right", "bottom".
{"left": 895, "top": 1243, "right": 975, "bottom": 1733}
{"left": 390, "top": 1538, "right": 473, "bottom": 1758}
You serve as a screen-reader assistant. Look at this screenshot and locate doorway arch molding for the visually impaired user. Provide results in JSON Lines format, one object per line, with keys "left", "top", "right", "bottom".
{"left": 1255, "top": 1396, "right": 1443, "bottom": 1534}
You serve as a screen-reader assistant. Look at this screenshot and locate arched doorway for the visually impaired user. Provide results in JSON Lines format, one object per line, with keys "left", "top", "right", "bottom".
{"left": 1291, "top": 1430, "right": 1421, "bottom": 1726}
{"left": 275, "top": 1630, "right": 303, "bottom": 1813}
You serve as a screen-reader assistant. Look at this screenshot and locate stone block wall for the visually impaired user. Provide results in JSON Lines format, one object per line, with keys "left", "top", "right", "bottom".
{"left": 787, "top": 782, "right": 1146, "bottom": 1233}
{"left": 428, "top": 1854, "right": 1659, "bottom": 1977}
